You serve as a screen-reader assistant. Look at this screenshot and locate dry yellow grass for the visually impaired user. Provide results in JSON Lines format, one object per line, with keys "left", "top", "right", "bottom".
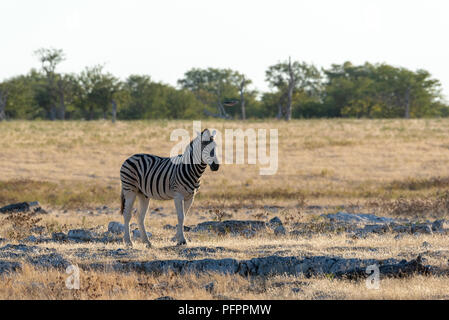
{"left": 2, "top": 119, "right": 449, "bottom": 300}
{"left": 2, "top": 119, "right": 449, "bottom": 210}
{"left": 2, "top": 266, "right": 449, "bottom": 300}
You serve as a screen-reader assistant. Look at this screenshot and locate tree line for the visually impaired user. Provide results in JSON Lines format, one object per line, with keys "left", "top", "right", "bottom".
{"left": 0, "top": 48, "right": 447, "bottom": 121}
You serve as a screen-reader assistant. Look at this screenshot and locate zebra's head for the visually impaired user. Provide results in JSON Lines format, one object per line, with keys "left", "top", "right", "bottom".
{"left": 197, "top": 129, "right": 219, "bottom": 171}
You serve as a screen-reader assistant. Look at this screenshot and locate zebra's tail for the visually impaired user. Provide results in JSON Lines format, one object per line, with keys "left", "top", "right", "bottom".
{"left": 120, "top": 189, "right": 125, "bottom": 215}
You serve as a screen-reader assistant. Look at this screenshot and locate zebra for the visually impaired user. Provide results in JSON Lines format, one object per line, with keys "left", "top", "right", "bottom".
{"left": 119, "top": 128, "right": 219, "bottom": 247}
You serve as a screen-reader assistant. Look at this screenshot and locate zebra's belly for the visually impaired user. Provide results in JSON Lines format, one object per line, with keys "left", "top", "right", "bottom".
{"left": 144, "top": 190, "right": 175, "bottom": 201}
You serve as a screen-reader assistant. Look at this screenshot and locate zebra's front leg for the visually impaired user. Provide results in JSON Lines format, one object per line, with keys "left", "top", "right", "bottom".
{"left": 174, "top": 193, "right": 187, "bottom": 245}
{"left": 137, "top": 194, "right": 152, "bottom": 248}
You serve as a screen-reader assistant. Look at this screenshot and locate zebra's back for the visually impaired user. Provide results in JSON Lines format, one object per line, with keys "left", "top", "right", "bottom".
{"left": 120, "top": 153, "right": 177, "bottom": 200}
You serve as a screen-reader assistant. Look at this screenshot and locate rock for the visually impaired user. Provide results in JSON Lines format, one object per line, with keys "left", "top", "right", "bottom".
{"left": 28, "top": 253, "right": 70, "bottom": 269}
{"left": 132, "top": 229, "right": 152, "bottom": 239}
{"left": 412, "top": 223, "right": 433, "bottom": 235}
{"left": 291, "top": 288, "right": 303, "bottom": 294}
{"left": 24, "top": 235, "right": 38, "bottom": 243}
{"left": 362, "top": 224, "right": 388, "bottom": 234}
{"left": 80, "top": 254, "right": 433, "bottom": 279}
{"left": 0, "top": 201, "right": 44, "bottom": 214}
{"left": 52, "top": 232, "right": 67, "bottom": 241}
{"left": 336, "top": 256, "right": 431, "bottom": 279}
{"left": 68, "top": 229, "right": 94, "bottom": 242}
{"left": 0, "top": 244, "right": 41, "bottom": 255}
{"left": 243, "top": 230, "right": 256, "bottom": 238}
{"left": 192, "top": 220, "right": 267, "bottom": 235}
{"left": 108, "top": 221, "right": 125, "bottom": 234}
{"left": 0, "top": 260, "right": 21, "bottom": 274}
{"left": 99, "top": 232, "right": 123, "bottom": 244}
{"left": 432, "top": 219, "right": 449, "bottom": 232}
{"left": 268, "top": 217, "right": 283, "bottom": 230}
{"left": 182, "top": 258, "right": 239, "bottom": 275}
{"left": 274, "top": 225, "right": 286, "bottom": 236}
{"left": 391, "top": 224, "right": 411, "bottom": 234}
{"left": 322, "top": 212, "right": 395, "bottom": 225}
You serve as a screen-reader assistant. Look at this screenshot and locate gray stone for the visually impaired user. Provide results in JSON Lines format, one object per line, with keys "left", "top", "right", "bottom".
{"left": 362, "top": 224, "right": 388, "bottom": 234}
{"left": 108, "top": 221, "right": 125, "bottom": 234}
{"left": 182, "top": 258, "right": 239, "bottom": 275}
{"left": 132, "top": 229, "right": 152, "bottom": 239}
{"left": 274, "top": 225, "right": 286, "bottom": 236}
{"left": 268, "top": 217, "right": 283, "bottom": 230}
{"left": 192, "top": 220, "right": 267, "bottom": 235}
{"left": 52, "top": 232, "right": 67, "bottom": 241}
{"left": 68, "top": 229, "right": 94, "bottom": 241}
{"left": 0, "top": 260, "right": 21, "bottom": 274}
{"left": 24, "top": 235, "right": 38, "bottom": 243}
{"left": 432, "top": 219, "right": 449, "bottom": 231}
{"left": 78, "top": 254, "right": 432, "bottom": 279}
{"left": 243, "top": 230, "right": 256, "bottom": 238}
{"left": 28, "top": 253, "right": 70, "bottom": 269}
{"left": 0, "top": 244, "right": 41, "bottom": 254}
{"left": 412, "top": 223, "right": 433, "bottom": 235}
{"left": 322, "top": 212, "right": 395, "bottom": 225}
{"left": 391, "top": 224, "right": 411, "bottom": 233}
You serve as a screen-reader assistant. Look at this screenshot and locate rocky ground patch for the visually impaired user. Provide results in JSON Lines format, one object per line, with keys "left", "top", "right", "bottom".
{"left": 0, "top": 209, "right": 448, "bottom": 280}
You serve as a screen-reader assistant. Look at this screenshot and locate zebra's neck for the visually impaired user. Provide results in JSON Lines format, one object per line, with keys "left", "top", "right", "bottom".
{"left": 184, "top": 141, "right": 207, "bottom": 176}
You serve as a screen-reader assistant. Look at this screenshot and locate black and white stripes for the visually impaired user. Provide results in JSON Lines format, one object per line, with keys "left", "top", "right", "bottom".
{"left": 119, "top": 129, "right": 219, "bottom": 247}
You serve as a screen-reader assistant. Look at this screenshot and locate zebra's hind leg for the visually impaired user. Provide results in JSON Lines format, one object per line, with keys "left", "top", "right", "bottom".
{"left": 122, "top": 190, "right": 136, "bottom": 247}
{"left": 184, "top": 196, "right": 194, "bottom": 216}
{"left": 137, "top": 194, "right": 151, "bottom": 248}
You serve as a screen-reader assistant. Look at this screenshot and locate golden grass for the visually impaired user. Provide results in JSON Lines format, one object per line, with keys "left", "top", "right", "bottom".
{"left": 2, "top": 266, "right": 449, "bottom": 300}
{"left": 2, "top": 119, "right": 449, "bottom": 300}
{"left": 1, "top": 119, "right": 449, "bottom": 209}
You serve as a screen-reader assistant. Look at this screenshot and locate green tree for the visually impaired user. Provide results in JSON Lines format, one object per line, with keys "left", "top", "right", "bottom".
{"left": 266, "top": 58, "right": 322, "bottom": 120}
{"left": 34, "top": 48, "right": 66, "bottom": 120}
{"left": 178, "top": 68, "right": 245, "bottom": 119}
{"left": 323, "top": 62, "right": 447, "bottom": 118}
{"left": 75, "top": 65, "right": 120, "bottom": 120}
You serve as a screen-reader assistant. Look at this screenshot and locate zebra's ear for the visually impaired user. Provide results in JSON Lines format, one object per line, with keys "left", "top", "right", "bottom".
{"left": 195, "top": 131, "right": 201, "bottom": 138}
{"left": 211, "top": 130, "right": 216, "bottom": 137}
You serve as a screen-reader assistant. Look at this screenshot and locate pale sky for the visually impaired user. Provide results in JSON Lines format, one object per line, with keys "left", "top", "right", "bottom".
{"left": 1, "top": 0, "right": 449, "bottom": 100}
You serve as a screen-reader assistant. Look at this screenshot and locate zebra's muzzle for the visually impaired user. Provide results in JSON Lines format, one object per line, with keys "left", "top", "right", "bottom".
{"left": 210, "top": 162, "right": 219, "bottom": 171}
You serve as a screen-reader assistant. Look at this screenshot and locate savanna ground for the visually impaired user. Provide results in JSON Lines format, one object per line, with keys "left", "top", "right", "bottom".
{"left": 1, "top": 119, "right": 449, "bottom": 300}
